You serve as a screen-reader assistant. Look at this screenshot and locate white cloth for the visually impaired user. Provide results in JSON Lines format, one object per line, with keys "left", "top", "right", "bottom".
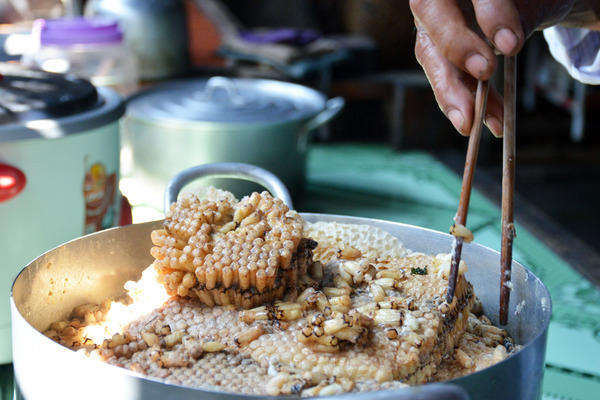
{"left": 544, "top": 26, "right": 600, "bottom": 85}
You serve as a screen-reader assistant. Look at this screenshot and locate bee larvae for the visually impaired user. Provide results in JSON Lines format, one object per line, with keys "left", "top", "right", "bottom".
{"left": 256, "top": 269, "right": 268, "bottom": 293}
{"left": 385, "top": 328, "right": 399, "bottom": 340}
{"left": 313, "top": 325, "right": 325, "bottom": 338}
{"left": 299, "top": 325, "right": 314, "bottom": 341}
{"left": 371, "top": 278, "right": 395, "bottom": 289}
{"left": 476, "top": 324, "right": 508, "bottom": 338}
{"left": 313, "top": 334, "right": 340, "bottom": 348}
{"left": 318, "top": 383, "right": 344, "bottom": 396}
{"left": 107, "top": 333, "right": 127, "bottom": 349}
{"left": 455, "top": 348, "right": 474, "bottom": 368}
{"left": 322, "top": 318, "right": 347, "bottom": 335}
{"left": 337, "top": 270, "right": 353, "bottom": 285}
{"left": 335, "top": 326, "right": 364, "bottom": 343}
{"left": 158, "top": 324, "right": 172, "bottom": 336}
{"left": 235, "top": 324, "right": 266, "bottom": 346}
{"left": 296, "top": 287, "right": 319, "bottom": 308}
{"left": 160, "top": 350, "right": 189, "bottom": 368}
{"left": 329, "top": 295, "right": 351, "bottom": 307}
{"left": 205, "top": 267, "right": 218, "bottom": 290}
{"left": 492, "top": 344, "right": 508, "bottom": 363}
{"left": 182, "top": 337, "right": 204, "bottom": 359}
{"left": 241, "top": 306, "right": 269, "bottom": 324}
{"left": 265, "top": 373, "right": 289, "bottom": 396}
{"left": 374, "top": 309, "right": 403, "bottom": 326}
{"left": 339, "top": 246, "right": 362, "bottom": 260}
{"left": 407, "top": 298, "right": 418, "bottom": 311}
{"left": 450, "top": 223, "right": 474, "bottom": 243}
{"left": 181, "top": 272, "right": 196, "bottom": 289}
{"left": 323, "top": 287, "right": 351, "bottom": 297}
{"left": 310, "top": 261, "right": 324, "bottom": 280}
{"left": 311, "top": 313, "right": 326, "bottom": 326}
{"left": 274, "top": 302, "right": 302, "bottom": 321}
{"left": 202, "top": 341, "right": 226, "bottom": 352}
{"left": 221, "top": 267, "right": 233, "bottom": 288}
{"left": 164, "top": 331, "right": 185, "bottom": 348}
{"left": 355, "top": 302, "right": 378, "bottom": 316}
{"left": 376, "top": 268, "right": 406, "bottom": 280}
{"left": 240, "top": 210, "right": 261, "bottom": 227}
{"left": 370, "top": 283, "right": 386, "bottom": 302}
{"left": 438, "top": 297, "right": 457, "bottom": 314}
{"left": 315, "top": 292, "right": 330, "bottom": 311}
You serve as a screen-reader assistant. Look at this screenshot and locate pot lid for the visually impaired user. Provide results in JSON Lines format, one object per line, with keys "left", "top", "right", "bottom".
{"left": 0, "top": 63, "right": 99, "bottom": 125}
{"left": 127, "top": 76, "right": 327, "bottom": 125}
{"left": 0, "top": 63, "right": 125, "bottom": 141}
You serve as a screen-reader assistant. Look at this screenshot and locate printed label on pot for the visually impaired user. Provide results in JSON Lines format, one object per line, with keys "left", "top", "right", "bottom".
{"left": 83, "top": 161, "right": 117, "bottom": 234}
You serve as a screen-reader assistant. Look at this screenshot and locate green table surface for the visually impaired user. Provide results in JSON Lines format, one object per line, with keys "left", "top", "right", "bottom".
{"left": 3, "top": 143, "right": 599, "bottom": 400}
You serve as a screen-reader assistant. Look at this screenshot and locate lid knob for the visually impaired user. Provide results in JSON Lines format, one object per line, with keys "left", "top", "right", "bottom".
{"left": 198, "top": 77, "right": 245, "bottom": 106}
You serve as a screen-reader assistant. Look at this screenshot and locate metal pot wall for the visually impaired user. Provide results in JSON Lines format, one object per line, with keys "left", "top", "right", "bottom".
{"left": 0, "top": 64, "right": 125, "bottom": 363}
{"left": 121, "top": 76, "right": 344, "bottom": 211}
{"left": 11, "top": 164, "right": 551, "bottom": 400}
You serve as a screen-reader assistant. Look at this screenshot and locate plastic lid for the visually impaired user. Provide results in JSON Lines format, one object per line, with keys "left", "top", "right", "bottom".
{"left": 127, "top": 77, "right": 327, "bottom": 125}
{"left": 34, "top": 17, "right": 123, "bottom": 46}
{"left": 0, "top": 64, "right": 125, "bottom": 141}
{"left": 0, "top": 63, "right": 98, "bottom": 121}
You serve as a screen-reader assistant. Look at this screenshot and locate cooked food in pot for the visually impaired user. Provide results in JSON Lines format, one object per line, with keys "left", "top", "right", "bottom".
{"left": 44, "top": 189, "right": 520, "bottom": 397}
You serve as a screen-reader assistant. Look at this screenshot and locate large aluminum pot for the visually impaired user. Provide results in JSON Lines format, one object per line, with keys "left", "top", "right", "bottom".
{"left": 121, "top": 76, "right": 344, "bottom": 211}
{"left": 11, "top": 164, "right": 551, "bottom": 400}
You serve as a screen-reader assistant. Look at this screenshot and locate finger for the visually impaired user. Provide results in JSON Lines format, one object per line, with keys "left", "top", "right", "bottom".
{"left": 410, "top": 0, "right": 497, "bottom": 80}
{"left": 471, "top": 0, "right": 524, "bottom": 55}
{"left": 463, "top": 71, "right": 504, "bottom": 137}
{"left": 415, "top": 23, "right": 476, "bottom": 136}
{"left": 483, "top": 84, "right": 504, "bottom": 137}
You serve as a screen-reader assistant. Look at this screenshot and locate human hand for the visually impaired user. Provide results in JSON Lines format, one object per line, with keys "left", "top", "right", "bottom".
{"left": 408, "top": 0, "right": 593, "bottom": 137}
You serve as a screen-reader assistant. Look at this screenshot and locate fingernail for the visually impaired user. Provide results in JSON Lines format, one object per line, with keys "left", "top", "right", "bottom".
{"left": 494, "top": 27, "right": 519, "bottom": 55}
{"left": 465, "top": 53, "right": 489, "bottom": 79}
{"left": 485, "top": 115, "right": 503, "bottom": 137}
{"left": 447, "top": 109, "right": 465, "bottom": 133}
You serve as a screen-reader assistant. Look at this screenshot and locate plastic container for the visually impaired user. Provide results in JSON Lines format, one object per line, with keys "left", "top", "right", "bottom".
{"left": 22, "top": 17, "right": 139, "bottom": 95}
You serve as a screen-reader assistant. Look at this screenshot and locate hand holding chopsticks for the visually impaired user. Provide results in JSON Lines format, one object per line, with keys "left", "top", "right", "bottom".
{"left": 446, "top": 56, "right": 517, "bottom": 326}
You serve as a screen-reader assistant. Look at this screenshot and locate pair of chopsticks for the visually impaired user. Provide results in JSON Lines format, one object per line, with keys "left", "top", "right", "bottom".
{"left": 446, "top": 56, "right": 517, "bottom": 326}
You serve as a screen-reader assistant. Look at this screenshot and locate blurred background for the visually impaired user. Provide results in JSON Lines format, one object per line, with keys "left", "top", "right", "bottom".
{"left": 2, "top": 0, "right": 598, "bottom": 275}
{"left": 1, "top": 1, "right": 599, "bottom": 398}
{"left": 1, "top": 0, "right": 598, "bottom": 278}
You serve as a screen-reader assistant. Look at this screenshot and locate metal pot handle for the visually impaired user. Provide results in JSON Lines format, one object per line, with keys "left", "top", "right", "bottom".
{"left": 164, "top": 162, "right": 294, "bottom": 213}
{"left": 298, "top": 96, "right": 345, "bottom": 152}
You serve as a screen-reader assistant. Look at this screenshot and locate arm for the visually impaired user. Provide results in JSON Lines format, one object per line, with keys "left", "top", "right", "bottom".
{"left": 409, "top": 0, "right": 600, "bottom": 137}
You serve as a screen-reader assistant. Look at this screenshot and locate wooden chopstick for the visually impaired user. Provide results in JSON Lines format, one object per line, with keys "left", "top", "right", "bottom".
{"left": 446, "top": 79, "right": 490, "bottom": 304}
{"left": 500, "top": 55, "right": 517, "bottom": 325}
